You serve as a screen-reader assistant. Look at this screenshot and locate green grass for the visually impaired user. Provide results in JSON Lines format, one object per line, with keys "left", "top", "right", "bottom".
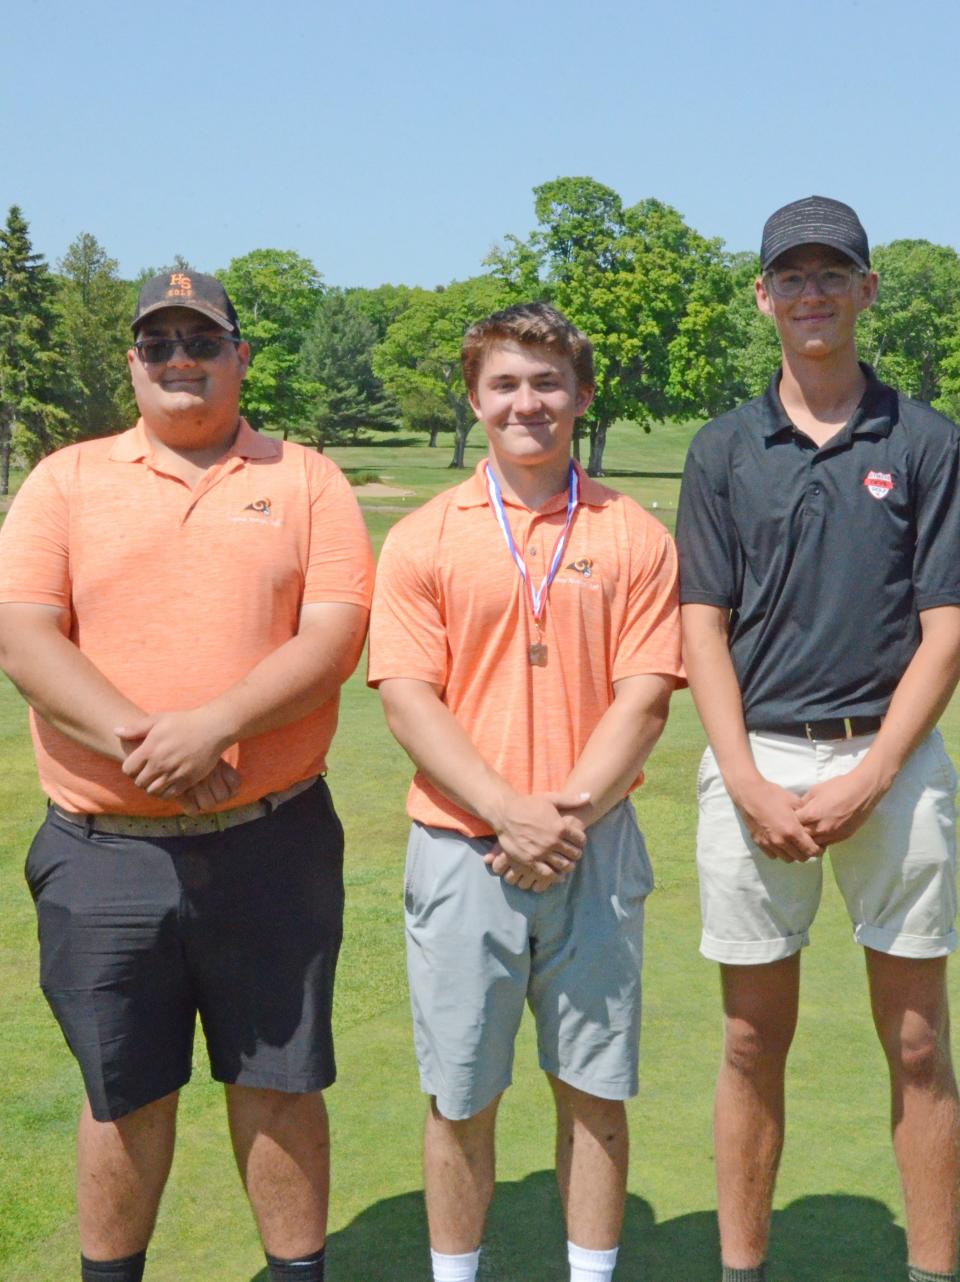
{"left": 328, "top": 418, "right": 700, "bottom": 537}
{"left": 1, "top": 425, "right": 957, "bottom": 1280}
{"left": 0, "top": 465, "right": 27, "bottom": 529}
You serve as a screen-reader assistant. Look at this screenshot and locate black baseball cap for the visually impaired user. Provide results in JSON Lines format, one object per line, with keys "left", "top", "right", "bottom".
{"left": 132, "top": 270, "right": 241, "bottom": 335}
{"left": 760, "top": 196, "right": 870, "bottom": 273}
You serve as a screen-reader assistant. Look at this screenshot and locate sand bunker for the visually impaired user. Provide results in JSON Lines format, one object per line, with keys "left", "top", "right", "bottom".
{"left": 353, "top": 482, "right": 414, "bottom": 497}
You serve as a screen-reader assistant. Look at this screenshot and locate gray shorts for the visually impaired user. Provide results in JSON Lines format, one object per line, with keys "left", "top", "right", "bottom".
{"left": 697, "top": 729, "right": 958, "bottom": 964}
{"left": 404, "top": 800, "right": 653, "bottom": 1120}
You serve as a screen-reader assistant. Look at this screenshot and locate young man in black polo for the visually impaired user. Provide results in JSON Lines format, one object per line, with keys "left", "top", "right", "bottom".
{"left": 677, "top": 196, "right": 960, "bottom": 1282}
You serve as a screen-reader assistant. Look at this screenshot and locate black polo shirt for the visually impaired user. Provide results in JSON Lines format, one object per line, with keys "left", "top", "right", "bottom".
{"left": 676, "top": 364, "right": 960, "bottom": 728}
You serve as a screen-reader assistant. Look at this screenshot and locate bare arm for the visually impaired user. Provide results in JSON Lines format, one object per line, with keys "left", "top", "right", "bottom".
{"left": 562, "top": 673, "right": 674, "bottom": 823}
{"left": 0, "top": 602, "right": 242, "bottom": 812}
{"left": 117, "top": 602, "right": 369, "bottom": 798}
{"left": 377, "top": 676, "right": 588, "bottom": 886}
{"left": 0, "top": 602, "right": 148, "bottom": 759}
{"left": 485, "top": 671, "right": 674, "bottom": 855}
{"left": 796, "top": 604, "right": 960, "bottom": 844}
{"left": 484, "top": 673, "right": 675, "bottom": 882}
{"left": 682, "top": 603, "right": 824, "bottom": 861}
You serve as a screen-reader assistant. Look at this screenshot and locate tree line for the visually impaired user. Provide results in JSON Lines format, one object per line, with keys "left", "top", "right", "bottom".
{"left": 4, "top": 176, "right": 960, "bottom": 493}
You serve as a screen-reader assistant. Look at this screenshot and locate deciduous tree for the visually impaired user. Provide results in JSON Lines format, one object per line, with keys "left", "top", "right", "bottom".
{"left": 490, "top": 178, "right": 737, "bottom": 474}
{"left": 218, "top": 249, "right": 323, "bottom": 434}
{"left": 721, "top": 251, "right": 781, "bottom": 400}
{"left": 935, "top": 324, "right": 960, "bottom": 421}
{"left": 373, "top": 277, "right": 512, "bottom": 466}
{"left": 857, "top": 239, "right": 960, "bottom": 401}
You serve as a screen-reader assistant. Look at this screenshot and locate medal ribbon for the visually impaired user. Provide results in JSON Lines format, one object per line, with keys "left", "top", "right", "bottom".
{"left": 483, "top": 460, "right": 580, "bottom": 626}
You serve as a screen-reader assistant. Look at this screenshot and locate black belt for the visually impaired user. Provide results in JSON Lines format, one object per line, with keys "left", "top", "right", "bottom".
{"left": 756, "top": 716, "right": 883, "bottom": 742}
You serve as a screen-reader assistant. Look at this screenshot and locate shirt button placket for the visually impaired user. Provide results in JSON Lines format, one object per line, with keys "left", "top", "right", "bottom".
{"left": 808, "top": 458, "right": 823, "bottom": 513}
{"left": 526, "top": 516, "right": 539, "bottom": 566}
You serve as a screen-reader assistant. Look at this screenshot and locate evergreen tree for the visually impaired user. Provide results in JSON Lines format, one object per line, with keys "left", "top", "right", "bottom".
{"left": 0, "top": 206, "right": 69, "bottom": 489}
{"left": 56, "top": 232, "right": 134, "bottom": 440}
{"left": 298, "top": 290, "right": 401, "bottom": 448}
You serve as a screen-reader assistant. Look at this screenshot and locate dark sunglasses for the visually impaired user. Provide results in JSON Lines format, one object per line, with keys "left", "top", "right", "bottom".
{"left": 134, "top": 335, "right": 241, "bottom": 365}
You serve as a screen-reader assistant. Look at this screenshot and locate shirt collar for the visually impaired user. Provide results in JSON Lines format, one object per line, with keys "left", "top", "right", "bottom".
{"left": 455, "top": 459, "right": 611, "bottom": 511}
{"left": 760, "top": 362, "right": 895, "bottom": 441}
{"left": 108, "top": 418, "right": 280, "bottom": 464}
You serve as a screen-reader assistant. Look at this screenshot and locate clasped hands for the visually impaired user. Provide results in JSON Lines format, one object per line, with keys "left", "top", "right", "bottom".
{"left": 734, "top": 765, "right": 889, "bottom": 863}
{"left": 115, "top": 708, "right": 241, "bottom": 815}
{"left": 484, "top": 790, "right": 593, "bottom": 893}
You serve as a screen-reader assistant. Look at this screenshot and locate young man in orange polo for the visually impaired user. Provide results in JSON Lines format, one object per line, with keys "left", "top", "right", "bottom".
{"left": 0, "top": 272, "right": 373, "bottom": 1282}
{"left": 369, "top": 302, "right": 683, "bottom": 1282}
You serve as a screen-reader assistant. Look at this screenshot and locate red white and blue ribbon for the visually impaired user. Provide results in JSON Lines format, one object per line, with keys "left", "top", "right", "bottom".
{"left": 483, "top": 460, "right": 580, "bottom": 625}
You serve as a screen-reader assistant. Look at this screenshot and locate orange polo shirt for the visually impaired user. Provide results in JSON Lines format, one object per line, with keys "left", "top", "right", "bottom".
{"left": 0, "top": 421, "right": 374, "bottom": 815}
{"left": 368, "top": 460, "right": 683, "bottom": 836}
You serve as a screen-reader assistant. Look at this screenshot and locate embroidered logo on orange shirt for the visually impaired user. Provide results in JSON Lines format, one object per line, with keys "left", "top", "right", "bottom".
{"left": 566, "top": 557, "right": 593, "bottom": 577}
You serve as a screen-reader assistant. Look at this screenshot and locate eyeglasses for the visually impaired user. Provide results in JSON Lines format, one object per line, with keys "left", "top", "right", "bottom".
{"left": 765, "top": 266, "right": 864, "bottom": 299}
{"left": 134, "top": 335, "right": 240, "bottom": 365}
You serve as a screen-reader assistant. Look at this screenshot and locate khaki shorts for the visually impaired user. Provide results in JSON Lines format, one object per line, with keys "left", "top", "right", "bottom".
{"left": 697, "top": 729, "right": 958, "bottom": 964}
{"left": 404, "top": 800, "right": 653, "bottom": 1120}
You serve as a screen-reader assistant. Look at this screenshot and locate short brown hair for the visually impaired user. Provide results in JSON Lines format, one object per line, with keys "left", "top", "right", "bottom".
{"left": 461, "top": 302, "right": 594, "bottom": 394}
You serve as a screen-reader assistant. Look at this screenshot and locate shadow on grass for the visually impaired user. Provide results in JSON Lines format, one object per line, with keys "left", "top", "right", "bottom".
{"left": 247, "top": 1178, "right": 904, "bottom": 1281}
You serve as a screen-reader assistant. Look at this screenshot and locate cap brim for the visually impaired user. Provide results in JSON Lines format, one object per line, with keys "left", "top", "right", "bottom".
{"left": 132, "top": 299, "right": 236, "bottom": 334}
{"left": 762, "top": 236, "right": 870, "bottom": 274}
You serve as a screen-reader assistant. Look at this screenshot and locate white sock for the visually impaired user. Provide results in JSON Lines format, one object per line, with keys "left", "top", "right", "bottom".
{"left": 568, "top": 1241, "right": 619, "bottom": 1282}
{"left": 430, "top": 1247, "right": 480, "bottom": 1282}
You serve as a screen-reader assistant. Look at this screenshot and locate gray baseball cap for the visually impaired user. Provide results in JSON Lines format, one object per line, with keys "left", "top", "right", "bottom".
{"left": 760, "top": 196, "right": 870, "bottom": 273}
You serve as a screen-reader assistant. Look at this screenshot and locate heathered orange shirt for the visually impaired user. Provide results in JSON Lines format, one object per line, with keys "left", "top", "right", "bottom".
{"left": 0, "top": 421, "right": 374, "bottom": 815}
{"left": 368, "top": 461, "right": 683, "bottom": 836}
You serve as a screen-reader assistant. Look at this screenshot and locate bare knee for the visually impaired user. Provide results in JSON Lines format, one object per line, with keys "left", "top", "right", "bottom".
{"left": 77, "top": 1092, "right": 179, "bottom": 1258}
{"left": 226, "top": 1087, "right": 329, "bottom": 1176}
{"left": 79, "top": 1090, "right": 179, "bottom": 1164}
{"left": 885, "top": 1026, "right": 952, "bottom": 1088}
{"left": 720, "top": 958, "right": 799, "bottom": 1081}
{"left": 228, "top": 1085, "right": 327, "bottom": 1123}
{"left": 723, "top": 1017, "right": 794, "bottom": 1079}
{"left": 550, "top": 1078, "right": 627, "bottom": 1150}
{"left": 428, "top": 1095, "right": 500, "bottom": 1149}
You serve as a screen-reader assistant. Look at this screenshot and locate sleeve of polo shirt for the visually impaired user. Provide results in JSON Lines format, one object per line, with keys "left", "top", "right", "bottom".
{"left": 368, "top": 525, "right": 447, "bottom": 689}
{"left": 611, "top": 519, "right": 684, "bottom": 684}
{"left": 0, "top": 459, "right": 71, "bottom": 608}
{"left": 303, "top": 462, "right": 375, "bottom": 608}
{"left": 912, "top": 419, "right": 960, "bottom": 610}
{"left": 675, "top": 437, "right": 738, "bottom": 609}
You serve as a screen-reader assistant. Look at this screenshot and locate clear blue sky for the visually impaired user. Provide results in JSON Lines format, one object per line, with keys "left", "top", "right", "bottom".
{"left": 3, "top": 0, "right": 957, "bottom": 289}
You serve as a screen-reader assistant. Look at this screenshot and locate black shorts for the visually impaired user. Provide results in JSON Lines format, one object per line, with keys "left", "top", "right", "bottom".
{"left": 24, "top": 778, "right": 344, "bottom": 1122}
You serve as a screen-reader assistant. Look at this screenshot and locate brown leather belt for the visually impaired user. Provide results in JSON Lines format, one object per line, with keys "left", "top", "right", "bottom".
{"left": 51, "top": 775, "right": 319, "bottom": 838}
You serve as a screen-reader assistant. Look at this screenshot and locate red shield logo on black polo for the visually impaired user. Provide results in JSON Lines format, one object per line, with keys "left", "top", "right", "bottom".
{"left": 863, "top": 470, "right": 894, "bottom": 500}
